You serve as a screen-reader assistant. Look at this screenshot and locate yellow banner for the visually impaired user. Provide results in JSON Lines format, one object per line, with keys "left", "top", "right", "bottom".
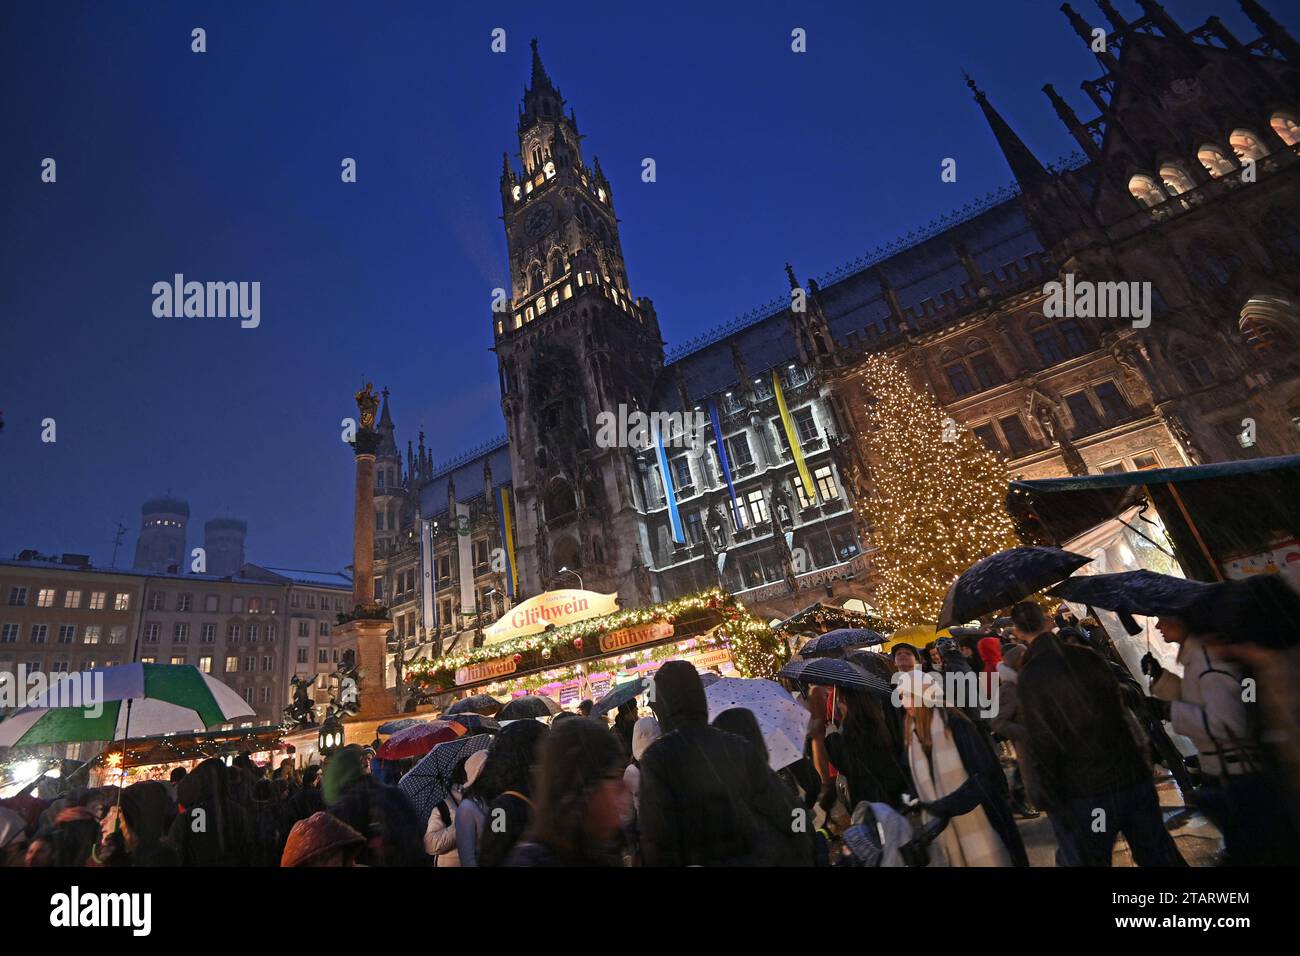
{"left": 484, "top": 588, "right": 619, "bottom": 644}
{"left": 773, "top": 370, "right": 817, "bottom": 504}
{"left": 500, "top": 487, "right": 518, "bottom": 597}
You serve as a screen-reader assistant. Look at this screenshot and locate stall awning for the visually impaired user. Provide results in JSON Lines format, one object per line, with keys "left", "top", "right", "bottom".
{"left": 1009, "top": 455, "right": 1300, "bottom": 582}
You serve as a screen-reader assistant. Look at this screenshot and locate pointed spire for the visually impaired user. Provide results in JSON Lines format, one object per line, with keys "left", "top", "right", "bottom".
{"left": 379, "top": 387, "right": 394, "bottom": 429}
{"left": 784, "top": 262, "right": 800, "bottom": 291}
{"left": 529, "top": 38, "right": 557, "bottom": 94}
{"left": 1044, "top": 83, "right": 1101, "bottom": 159}
{"left": 1239, "top": 0, "right": 1300, "bottom": 61}
{"left": 501, "top": 151, "right": 512, "bottom": 178}
{"left": 1096, "top": 0, "right": 1127, "bottom": 31}
{"left": 965, "top": 73, "right": 1051, "bottom": 189}
{"left": 1060, "top": 3, "right": 1121, "bottom": 70}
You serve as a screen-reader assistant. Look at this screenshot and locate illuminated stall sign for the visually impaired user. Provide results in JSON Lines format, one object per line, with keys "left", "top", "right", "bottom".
{"left": 599, "top": 621, "right": 674, "bottom": 654}
{"left": 454, "top": 655, "right": 517, "bottom": 686}
{"left": 484, "top": 589, "right": 619, "bottom": 644}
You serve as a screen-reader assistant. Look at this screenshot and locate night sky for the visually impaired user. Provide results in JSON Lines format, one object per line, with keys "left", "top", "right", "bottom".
{"left": 2, "top": 1, "right": 1293, "bottom": 573}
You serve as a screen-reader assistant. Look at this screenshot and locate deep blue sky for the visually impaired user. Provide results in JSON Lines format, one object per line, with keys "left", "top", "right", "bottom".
{"left": 2, "top": 1, "right": 1293, "bottom": 573}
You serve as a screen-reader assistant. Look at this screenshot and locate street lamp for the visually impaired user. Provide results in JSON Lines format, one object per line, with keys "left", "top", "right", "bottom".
{"left": 558, "top": 566, "right": 583, "bottom": 590}
{"left": 318, "top": 717, "right": 345, "bottom": 757}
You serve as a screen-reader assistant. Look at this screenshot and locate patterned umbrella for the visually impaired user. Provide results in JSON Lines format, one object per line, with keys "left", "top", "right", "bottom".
{"left": 377, "top": 717, "right": 424, "bottom": 736}
{"left": 375, "top": 720, "right": 465, "bottom": 761}
{"left": 1049, "top": 569, "right": 1219, "bottom": 618}
{"left": 592, "top": 677, "right": 651, "bottom": 716}
{"left": 398, "top": 734, "right": 492, "bottom": 826}
{"left": 446, "top": 714, "right": 501, "bottom": 735}
{"left": 443, "top": 695, "right": 503, "bottom": 717}
{"left": 797, "top": 628, "right": 887, "bottom": 658}
{"left": 704, "top": 678, "right": 810, "bottom": 771}
{"left": 937, "top": 547, "right": 1092, "bottom": 628}
{"left": 777, "top": 657, "right": 893, "bottom": 697}
{"left": 0, "top": 663, "right": 255, "bottom": 746}
{"left": 498, "top": 695, "right": 561, "bottom": 720}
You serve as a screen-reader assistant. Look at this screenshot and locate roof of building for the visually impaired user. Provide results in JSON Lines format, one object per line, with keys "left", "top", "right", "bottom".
{"left": 0, "top": 557, "right": 351, "bottom": 591}
{"left": 418, "top": 436, "right": 512, "bottom": 514}
{"left": 141, "top": 496, "right": 190, "bottom": 517}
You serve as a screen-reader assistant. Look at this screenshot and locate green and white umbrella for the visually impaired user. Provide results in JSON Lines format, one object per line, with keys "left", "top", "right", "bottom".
{"left": 0, "top": 663, "right": 255, "bottom": 747}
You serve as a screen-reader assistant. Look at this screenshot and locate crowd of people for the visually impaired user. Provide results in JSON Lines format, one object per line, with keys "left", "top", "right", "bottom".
{"left": 2, "top": 581, "right": 1298, "bottom": 868}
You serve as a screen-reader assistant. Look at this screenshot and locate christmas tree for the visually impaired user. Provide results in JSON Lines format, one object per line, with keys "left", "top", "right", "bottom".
{"left": 856, "top": 355, "right": 1019, "bottom": 625}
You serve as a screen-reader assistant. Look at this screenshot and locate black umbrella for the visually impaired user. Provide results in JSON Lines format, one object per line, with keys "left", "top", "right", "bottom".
{"left": 937, "top": 547, "right": 1092, "bottom": 628}
{"left": 593, "top": 676, "right": 651, "bottom": 716}
{"left": 498, "top": 694, "right": 561, "bottom": 721}
{"left": 398, "top": 734, "right": 492, "bottom": 826}
{"left": 1049, "top": 570, "right": 1220, "bottom": 619}
{"left": 445, "top": 713, "right": 501, "bottom": 735}
{"left": 443, "top": 694, "right": 503, "bottom": 717}
{"left": 777, "top": 657, "right": 893, "bottom": 697}
{"left": 797, "top": 628, "right": 887, "bottom": 658}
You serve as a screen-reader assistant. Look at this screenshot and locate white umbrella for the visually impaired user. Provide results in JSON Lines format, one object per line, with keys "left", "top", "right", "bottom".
{"left": 704, "top": 677, "right": 810, "bottom": 772}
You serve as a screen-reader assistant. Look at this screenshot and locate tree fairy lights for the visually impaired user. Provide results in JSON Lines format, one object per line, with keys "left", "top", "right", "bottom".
{"left": 856, "top": 356, "right": 1019, "bottom": 626}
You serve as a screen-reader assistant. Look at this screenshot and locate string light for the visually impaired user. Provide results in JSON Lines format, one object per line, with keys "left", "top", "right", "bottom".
{"left": 856, "top": 356, "right": 1019, "bottom": 626}
{"left": 407, "top": 588, "right": 785, "bottom": 693}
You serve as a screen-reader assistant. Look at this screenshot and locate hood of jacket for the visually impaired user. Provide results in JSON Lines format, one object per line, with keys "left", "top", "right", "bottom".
{"left": 649, "top": 661, "right": 707, "bottom": 733}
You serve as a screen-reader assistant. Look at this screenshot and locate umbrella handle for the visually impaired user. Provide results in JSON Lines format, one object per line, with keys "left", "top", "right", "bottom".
{"left": 116, "top": 697, "right": 135, "bottom": 806}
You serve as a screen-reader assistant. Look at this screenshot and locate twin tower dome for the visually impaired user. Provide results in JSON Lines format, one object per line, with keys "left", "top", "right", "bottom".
{"left": 133, "top": 496, "right": 247, "bottom": 577}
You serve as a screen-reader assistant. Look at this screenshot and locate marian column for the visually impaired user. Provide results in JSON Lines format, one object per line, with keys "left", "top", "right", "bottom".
{"left": 338, "top": 383, "right": 398, "bottom": 734}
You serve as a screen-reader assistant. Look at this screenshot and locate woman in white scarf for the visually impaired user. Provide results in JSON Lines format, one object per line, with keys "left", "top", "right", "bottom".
{"left": 896, "top": 670, "right": 1023, "bottom": 867}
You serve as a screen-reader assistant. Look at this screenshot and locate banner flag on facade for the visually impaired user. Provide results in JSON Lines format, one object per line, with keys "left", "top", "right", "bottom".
{"left": 653, "top": 420, "right": 686, "bottom": 545}
{"left": 773, "top": 369, "right": 818, "bottom": 505}
{"left": 497, "top": 486, "right": 518, "bottom": 598}
{"left": 708, "top": 399, "right": 746, "bottom": 530}
{"left": 456, "top": 501, "right": 475, "bottom": 611}
{"left": 419, "top": 515, "right": 437, "bottom": 634}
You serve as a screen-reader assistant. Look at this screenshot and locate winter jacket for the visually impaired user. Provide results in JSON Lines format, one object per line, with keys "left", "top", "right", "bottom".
{"left": 638, "top": 661, "right": 812, "bottom": 867}
{"left": 1018, "top": 631, "right": 1151, "bottom": 804}
{"left": 916, "top": 710, "right": 1029, "bottom": 867}
{"left": 476, "top": 791, "right": 532, "bottom": 868}
{"left": 988, "top": 662, "right": 1042, "bottom": 805}
{"left": 423, "top": 791, "right": 461, "bottom": 865}
{"left": 1151, "top": 636, "right": 1259, "bottom": 777}
{"left": 455, "top": 796, "right": 487, "bottom": 867}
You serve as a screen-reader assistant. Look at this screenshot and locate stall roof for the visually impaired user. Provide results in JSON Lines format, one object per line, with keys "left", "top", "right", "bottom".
{"left": 1009, "top": 455, "right": 1300, "bottom": 582}
{"left": 102, "top": 725, "right": 287, "bottom": 767}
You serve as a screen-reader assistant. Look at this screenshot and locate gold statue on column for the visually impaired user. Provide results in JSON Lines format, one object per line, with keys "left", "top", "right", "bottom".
{"left": 355, "top": 382, "right": 380, "bottom": 431}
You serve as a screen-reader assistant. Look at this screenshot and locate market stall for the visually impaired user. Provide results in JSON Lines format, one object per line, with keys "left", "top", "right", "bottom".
{"left": 88, "top": 725, "right": 288, "bottom": 788}
{"left": 407, "top": 588, "right": 785, "bottom": 706}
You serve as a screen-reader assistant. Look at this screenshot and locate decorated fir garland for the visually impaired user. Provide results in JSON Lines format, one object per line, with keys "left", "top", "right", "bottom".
{"left": 405, "top": 588, "right": 786, "bottom": 693}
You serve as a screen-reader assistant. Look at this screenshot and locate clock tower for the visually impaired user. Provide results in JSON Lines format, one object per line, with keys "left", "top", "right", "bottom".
{"left": 493, "top": 40, "right": 665, "bottom": 605}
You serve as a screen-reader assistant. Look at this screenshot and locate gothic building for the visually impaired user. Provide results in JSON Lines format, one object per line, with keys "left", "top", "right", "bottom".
{"left": 370, "top": 2, "right": 1300, "bottom": 671}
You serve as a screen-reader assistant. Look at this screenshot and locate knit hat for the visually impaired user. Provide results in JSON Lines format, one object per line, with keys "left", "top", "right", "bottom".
{"left": 280, "top": 811, "right": 365, "bottom": 867}
{"left": 322, "top": 745, "right": 366, "bottom": 806}
{"left": 977, "top": 637, "right": 1003, "bottom": 671}
{"left": 631, "top": 715, "right": 661, "bottom": 761}
{"left": 463, "top": 750, "right": 488, "bottom": 789}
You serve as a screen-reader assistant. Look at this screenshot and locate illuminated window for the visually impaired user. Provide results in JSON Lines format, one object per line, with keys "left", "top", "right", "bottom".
{"left": 563, "top": 284, "right": 572, "bottom": 300}
{"left": 1230, "top": 128, "right": 1270, "bottom": 162}
{"left": 1159, "top": 163, "right": 1196, "bottom": 195}
{"left": 1128, "top": 174, "right": 1166, "bottom": 208}
{"left": 114, "top": 593, "right": 130, "bottom": 611}
{"left": 1271, "top": 112, "right": 1300, "bottom": 147}
{"left": 199, "top": 656, "right": 212, "bottom": 674}
{"left": 536, "top": 296, "right": 546, "bottom": 314}
{"left": 511, "top": 185, "right": 521, "bottom": 201}
{"left": 89, "top": 592, "right": 105, "bottom": 610}
{"left": 225, "top": 656, "right": 238, "bottom": 673}
{"left": 1198, "top": 144, "right": 1235, "bottom": 177}
{"left": 171, "top": 655, "right": 186, "bottom": 666}
{"left": 84, "top": 626, "right": 101, "bottom": 645}
{"left": 37, "top": 589, "right": 55, "bottom": 608}
{"left": 109, "top": 626, "right": 125, "bottom": 644}
{"left": 64, "top": 590, "right": 81, "bottom": 609}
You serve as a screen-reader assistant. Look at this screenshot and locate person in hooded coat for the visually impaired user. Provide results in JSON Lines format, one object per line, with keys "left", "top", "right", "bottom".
{"left": 474, "top": 719, "right": 549, "bottom": 868}
{"left": 325, "top": 745, "right": 427, "bottom": 867}
{"left": 638, "top": 661, "right": 812, "bottom": 867}
{"left": 167, "top": 758, "right": 255, "bottom": 867}
{"left": 96, "top": 781, "right": 177, "bottom": 867}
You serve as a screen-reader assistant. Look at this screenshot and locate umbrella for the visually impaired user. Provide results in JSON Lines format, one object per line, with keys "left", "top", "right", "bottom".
{"left": 443, "top": 694, "right": 503, "bottom": 717}
{"left": 777, "top": 658, "right": 893, "bottom": 697}
{"left": 704, "top": 678, "right": 810, "bottom": 771}
{"left": 697, "top": 672, "right": 723, "bottom": 688}
{"left": 446, "top": 714, "right": 500, "bottom": 735}
{"left": 1049, "top": 570, "right": 1220, "bottom": 618}
{"left": 375, "top": 720, "right": 465, "bottom": 761}
{"left": 398, "top": 734, "right": 492, "bottom": 825}
{"left": 0, "top": 663, "right": 255, "bottom": 747}
{"left": 498, "top": 695, "right": 561, "bottom": 721}
{"left": 796, "top": 628, "right": 887, "bottom": 658}
{"left": 592, "top": 677, "right": 651, "bottom": 716}
{"left": 377, "top": 717, "right": 424, "bottom": 736}
{"left": 937, "top": 547, "right": 1092, "bottom": 629}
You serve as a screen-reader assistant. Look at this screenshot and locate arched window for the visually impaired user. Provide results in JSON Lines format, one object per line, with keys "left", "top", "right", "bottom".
{"left": 543, "top": 477, "right": 577, "bottom": 521}
{"left": 1229, "top": 128, "right": 1270, "bottom": 162}
{"left": 941, "top": 349, "right": 974, "bottom": 398}
{"left": 1270, "top": 111, "right": 1300, "bottom": 147}
{"left": 1129, "top": 173, "right": 1167, "bottom": 208}
{"left": 965, "top": 339, "right": 1004, "bottom": 390}
{"left": 548, "top": 250, "right": 566, "bottom": 279}
{"left": 1197, "top": 144, "right": 1235, "bottom": 177}
{"left": 1239, "top": 295, "right": 1300, "bottom": 355}
{"left": 530, "top": 144, "right": 543, "bottom": 170}
{"left": 529, "top": 264, "right": 544, "bottom": 293}
{"left": 1159, "top": 163, "right": 1196, "bottom": 195}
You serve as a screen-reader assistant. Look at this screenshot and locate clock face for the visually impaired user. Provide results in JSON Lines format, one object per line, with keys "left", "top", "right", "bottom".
{"left": 524, "top": 203, "right": 554, "bottom": 238}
